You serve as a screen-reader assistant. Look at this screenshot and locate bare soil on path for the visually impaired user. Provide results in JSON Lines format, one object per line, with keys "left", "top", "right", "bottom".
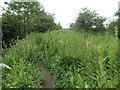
{"left": 39, "top": 61, "right": 55, "bottom": 88}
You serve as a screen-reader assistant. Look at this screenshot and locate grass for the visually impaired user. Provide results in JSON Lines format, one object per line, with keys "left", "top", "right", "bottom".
{"left": 2, "top": 30, "right": 119, "bottom": 88}
{"left": 2, "top": 33, "right": 44, "bottom": 88}
{"left": 38, "top": 30, "right": 119, "bottom": 88}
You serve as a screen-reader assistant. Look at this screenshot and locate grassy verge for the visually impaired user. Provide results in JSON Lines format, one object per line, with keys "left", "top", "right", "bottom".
{"left": 37, "top": 30, "right": 119, "bottom": 88}
{"left": 2, "top": 30, "right": 119, "bottom": 88}
{"left": 2, "top": 33, "right": 44, "bottom": 88}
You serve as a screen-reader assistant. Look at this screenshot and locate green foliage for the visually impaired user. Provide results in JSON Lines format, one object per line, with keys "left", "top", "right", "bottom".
{"left": 2, "top": 33, "right": 44, "bottom": 88}
{"left": 3, "top": 30, "right": 119, "bottom": 88}
{"left": 114, "top": 9, "right": 120, "bottom": 38}
{"left": 3, "top": 60, "right": 44, "bottom": 88}
{"left": 73, "top": 8, "right": 106, "bottom": 32}
{"left": 54, "top": 22, "right": 62, "bottom": 30}
{"left": 36, "top": 30, "right": 118, "bottom": 88}
{"left": 2, "top": 1, "right": 59, "bottom": 47}
{"left": 106, "top": 20, "right": 118, "bottom": 35}
{"left": 115, "top": 26, "right": 119, "bottom": 39}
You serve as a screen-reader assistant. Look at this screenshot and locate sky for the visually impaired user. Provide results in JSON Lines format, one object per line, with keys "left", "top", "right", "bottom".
{"left": 0, "top": 0, "right": 120, "bottom": 28}
{"left": 39, "top": 0, "right": 120, "bottom": 28}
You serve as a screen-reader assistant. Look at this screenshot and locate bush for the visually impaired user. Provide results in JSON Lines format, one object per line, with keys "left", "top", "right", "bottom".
{"left": 2, "top": 33, "right": 44, "bottom": 88}
{"left": 73, "top": 8, "right": 106, "bottom": 32}
{"left": 37, "top": 30, "right": 118, "bottom": 88}
{"left": 2, "top": 30, "right": 119, "bottom": 88}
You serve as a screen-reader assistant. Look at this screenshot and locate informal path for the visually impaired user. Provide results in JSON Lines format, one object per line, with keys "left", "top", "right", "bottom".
{"left": 39, "top": 61, "right": 55, "bottom": 88}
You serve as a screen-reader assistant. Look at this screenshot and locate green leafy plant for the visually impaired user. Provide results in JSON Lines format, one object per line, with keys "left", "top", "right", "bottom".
{"left": 2, "top": 30, "right": 119, "bottom": 88}
{"left": 2, "top": 33, "right": 44, "bottom": 88}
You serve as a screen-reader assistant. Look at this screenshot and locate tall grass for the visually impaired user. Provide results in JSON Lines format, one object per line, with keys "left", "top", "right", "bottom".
{"left": 37, "top": 30, "right": 119, "bottom": 88}
{"left": 2, "top": 33, "right": 44, "bottom": 88}
{"left": 2, "top": 30, "right": 119, "bottom": 88}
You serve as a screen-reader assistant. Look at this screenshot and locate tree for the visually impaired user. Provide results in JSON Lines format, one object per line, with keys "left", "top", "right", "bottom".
{"left": 54, "top": 22, "right": 62, "bottom": 30}
{"left": 74, "top": 8, "right": 106, "bottom": 32}
{"left": 106, "top": 1, "right": 120, "bottom": 38}
{"left": 2, "top": 1, "right": 57, "bottom": 47}
{"left": 106, "top": 20, "right": 118, "bottom": 35}
{"left": 3, "top": 1, "right": 44, "bottom": 36}
{"left": 118, "top": 1, "right": 120, "bottom": 38}
{"left": 69, "top": 23, "right": 75, "bottom": 29}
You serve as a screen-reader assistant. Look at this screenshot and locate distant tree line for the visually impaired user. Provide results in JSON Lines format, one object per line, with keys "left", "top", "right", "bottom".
{"left": 2, "top": 1, "right": 62, "bottom": 48}
{"left": 106, "top": 8, "right": 120, "bottom": 38}
{"left": 70, "top": 8, "right": 106, "bottom": 32}
{"left": 117, "top": 6, "right": 120, "bottom": 38}
{"left": 70, "top": 7, "right": 120, "bottom": 38}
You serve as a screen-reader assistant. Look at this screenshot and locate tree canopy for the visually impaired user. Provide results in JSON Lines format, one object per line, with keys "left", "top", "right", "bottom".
{"left": 2, "top": 1, "right": 62, "bottom": 47}
{"left": 72, "top": 8, "right": 106, "bottom": 32}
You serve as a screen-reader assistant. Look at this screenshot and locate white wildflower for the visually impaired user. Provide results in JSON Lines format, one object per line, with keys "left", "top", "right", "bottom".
{"left": 0, "top": 63, "right": 11, "bottom": 69}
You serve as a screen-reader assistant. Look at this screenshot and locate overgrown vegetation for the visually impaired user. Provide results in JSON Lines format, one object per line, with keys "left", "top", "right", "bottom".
{"left": 2, "top": 33, "right": 44, "bottom": 88}
{"left": 2, "top": 30, "right": 119, "bottom": 88}
{"left": 38, "top": 30, "right": 119, "bottom": 88}
{"left": 2, "top": 1, "right": 62, "bottom": 47}
{"left": 1, "top": 0, "right": 120, "bottom": 89}
{"left": 70, "top": 8, "right": 106, "bottom": 32}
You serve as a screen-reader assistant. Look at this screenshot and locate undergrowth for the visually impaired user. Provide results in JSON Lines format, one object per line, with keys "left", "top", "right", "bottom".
{"left": 2, "top": 30, "right": 119, "bottom": 88}
{"left": 2, "top": 33, "right": 44, "bottom": 88}
{"left": 38, "top": 30, "right": 119, "bottom": 88}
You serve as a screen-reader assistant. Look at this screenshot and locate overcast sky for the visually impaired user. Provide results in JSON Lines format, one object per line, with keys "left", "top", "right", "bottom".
{"left": 0, "top": 0, "right": 120, "bottom": 28}
{"left": 39, "top": 0, "right": 120, "bottom": 28}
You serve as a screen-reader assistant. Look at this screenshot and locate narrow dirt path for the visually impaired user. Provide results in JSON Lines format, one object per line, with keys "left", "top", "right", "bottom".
{"left": 39, "top": 61, "right": 55, "bottom": 88}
